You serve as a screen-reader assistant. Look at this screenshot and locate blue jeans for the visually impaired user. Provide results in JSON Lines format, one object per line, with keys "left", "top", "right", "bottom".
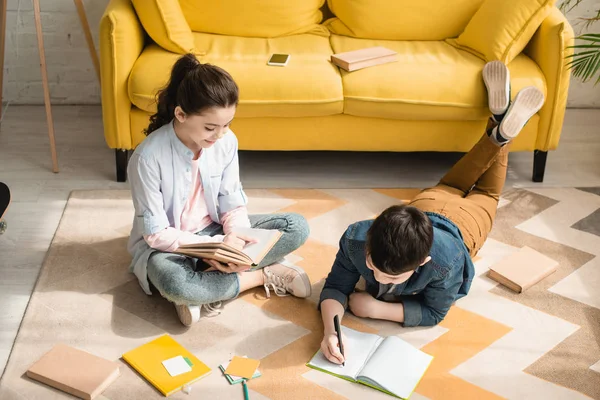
{"left": 146, "top": 213, "right": 309, "bottom": 306}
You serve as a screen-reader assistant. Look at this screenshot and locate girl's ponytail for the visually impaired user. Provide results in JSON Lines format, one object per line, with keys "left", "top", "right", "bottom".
{"left": 145, "top": 54, "right": 239, "bottom": 135}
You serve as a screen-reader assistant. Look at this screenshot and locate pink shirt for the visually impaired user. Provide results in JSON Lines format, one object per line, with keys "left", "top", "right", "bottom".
{"left": 144, "top": 158, "right": 251, "bottom": 252}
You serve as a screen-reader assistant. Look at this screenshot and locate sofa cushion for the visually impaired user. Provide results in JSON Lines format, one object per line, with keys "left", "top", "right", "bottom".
{"left": 129, "top": 33, "right": 343, "bottom": 118}
{"left": 326, "top": 0, "right": 484, "bottom": 41}
{"left": 179, "top": 0, "right": 328, "bottom": 38}
{"left": 447, "top": 0, "right": 554, "bottom": 63}
{"left": 130, "top": 0, "right": 194, "bottom": 54}
{"left": 330, "top": 35, "right": 547, "bottom": 121}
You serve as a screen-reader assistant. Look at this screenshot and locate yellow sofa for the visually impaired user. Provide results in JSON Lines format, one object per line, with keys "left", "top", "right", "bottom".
{"left": 99, "top": 0, "right": 574, "bottom": 182}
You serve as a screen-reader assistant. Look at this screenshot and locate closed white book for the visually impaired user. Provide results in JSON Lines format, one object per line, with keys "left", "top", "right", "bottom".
{"left": 331, "top": 47, "right": 398, "bottom": 72}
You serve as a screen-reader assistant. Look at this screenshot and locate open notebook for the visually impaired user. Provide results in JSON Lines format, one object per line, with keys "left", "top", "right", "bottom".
{"left": 175, "top": 227, "right": 282, "bottom": 266}
{"left": 307, "top": 328, "right": 433, "bottom": 399}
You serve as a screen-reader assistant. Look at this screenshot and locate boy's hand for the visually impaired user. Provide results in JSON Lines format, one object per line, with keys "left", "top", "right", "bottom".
{"left": 223, "top": 233, "right": 257, "bottom": 251}
{"left": 349, "top": 292, "right": 380, "bottom": 318}
{"left": 320, "top": 332, "right": 347, "bottom": 365}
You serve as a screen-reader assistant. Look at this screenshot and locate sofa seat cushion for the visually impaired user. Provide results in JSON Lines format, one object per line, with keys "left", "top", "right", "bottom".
{"left": 330, "top": 35, "right": 547, "bottom": 121}
{"left": 129, "top": 33, "right": 343, "bottom": 118}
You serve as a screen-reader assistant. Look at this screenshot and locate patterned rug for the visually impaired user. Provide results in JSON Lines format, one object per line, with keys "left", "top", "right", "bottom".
{"left": 0, "top": 188, "right": 598, "bottom": 400}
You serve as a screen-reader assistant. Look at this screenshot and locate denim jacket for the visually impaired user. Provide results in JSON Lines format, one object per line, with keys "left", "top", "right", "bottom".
{"left": 319, "top": 213, "right": 474, "bottom": 327}
{"left": 127, "top": 122, "right": 248, "bottom": 295}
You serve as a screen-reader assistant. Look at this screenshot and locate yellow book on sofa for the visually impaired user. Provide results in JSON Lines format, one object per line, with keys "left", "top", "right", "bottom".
{"left": 122, "top": 335, "right": 211, "bottom": 397}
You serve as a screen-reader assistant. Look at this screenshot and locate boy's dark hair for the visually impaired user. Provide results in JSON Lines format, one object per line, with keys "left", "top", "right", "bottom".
{"left": 367, "top": 205, "right": 434, "bottom": 275}
{"left": 146, "top": 53, "right": 239, "bottom": 135}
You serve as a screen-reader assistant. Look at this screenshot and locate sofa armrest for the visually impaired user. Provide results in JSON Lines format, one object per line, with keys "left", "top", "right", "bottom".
{"left": 524, "top": 7, "right": 574, "bottom": 151}
{"left": 100, "top": 0, "right": 145, "bottom": 150}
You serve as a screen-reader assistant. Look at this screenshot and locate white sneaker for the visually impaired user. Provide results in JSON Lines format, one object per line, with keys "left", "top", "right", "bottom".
{"left": 175, "top": 304, "right": 200, "bottom": 327}
{"left": 499, "top": 86, "right": 545, "bottom": 140}
{"left": 262, "top": 264, "right": 312, "bottom": 298}
{"left": 174, "top": 301, "right": 223, "bottom": 326}
{"left": 483, "top": 60, "right": 511, "bottom": 119}
{"left": 202, "top": 301, "right": 223, "bottom": 317}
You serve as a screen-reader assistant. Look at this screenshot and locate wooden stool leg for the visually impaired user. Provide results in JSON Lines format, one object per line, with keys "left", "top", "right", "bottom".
{"left": 33, "top": 0, "right": 59, "bottom": 173}
{"left": 0, "top": 0, "right": 7, "bottom": 116}
{"left": 74, "top": 0, "right": 100, "bottom": 83}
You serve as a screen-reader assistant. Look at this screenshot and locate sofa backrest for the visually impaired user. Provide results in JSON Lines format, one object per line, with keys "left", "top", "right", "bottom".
{"left": 326, "top": 0, "right": 485, "bottom": 41}
{"left": 178, "top": 0, "right": 329, "bottom": 37}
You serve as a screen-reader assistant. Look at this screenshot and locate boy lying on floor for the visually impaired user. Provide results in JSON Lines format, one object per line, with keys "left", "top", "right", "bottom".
{"left": 318, "top": 61, "right": 545, "bottom": 364}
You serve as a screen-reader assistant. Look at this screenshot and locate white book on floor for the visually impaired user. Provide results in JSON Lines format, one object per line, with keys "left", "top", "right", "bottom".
{"left": 307, "top": 327, "right": 433, "bottom": 399}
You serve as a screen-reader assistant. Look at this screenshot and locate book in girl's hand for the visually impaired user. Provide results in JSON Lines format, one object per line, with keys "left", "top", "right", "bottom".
{"left": 175, "top": 227, "right": 282, "bottom": 267}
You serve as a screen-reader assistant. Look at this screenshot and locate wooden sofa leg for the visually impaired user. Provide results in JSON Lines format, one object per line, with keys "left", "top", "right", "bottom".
{"left": 532, "top": 150, "right": 548, "bottom": 183}
{"left": 116, "top": 149, "right": 129, "bottom": 182}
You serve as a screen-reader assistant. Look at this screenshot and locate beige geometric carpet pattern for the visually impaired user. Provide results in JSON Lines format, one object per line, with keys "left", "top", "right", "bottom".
{"left": 0, "top": 188, "right": 598, "bottom": 400}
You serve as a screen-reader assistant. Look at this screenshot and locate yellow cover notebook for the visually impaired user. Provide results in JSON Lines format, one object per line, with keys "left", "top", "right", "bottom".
{"left": 122, "top": 335, "right": 211, "bottom": 397}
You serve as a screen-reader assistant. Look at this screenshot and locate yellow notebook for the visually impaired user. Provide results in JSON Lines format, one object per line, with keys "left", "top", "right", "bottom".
{"left": 122, "top": 335, "right": 211, "bottom": 397}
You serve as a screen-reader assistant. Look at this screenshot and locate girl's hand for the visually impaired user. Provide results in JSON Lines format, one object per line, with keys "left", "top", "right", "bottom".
{"left": 223, "top": 233, "right": 257, "bottom": 251}
{"left": 203, "top": 259, "right": 250, "bottom": 274}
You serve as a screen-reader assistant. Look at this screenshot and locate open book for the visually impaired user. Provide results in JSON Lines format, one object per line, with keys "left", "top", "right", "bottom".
{"left": 175, "top": 227, "right": 282, "bottom": 267}
{"left": 307, "top": 328, "right": 433, "bottom": 399}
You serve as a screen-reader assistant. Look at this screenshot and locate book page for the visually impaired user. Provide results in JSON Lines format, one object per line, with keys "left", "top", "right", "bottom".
{"left": 232, "top": 227, "right": 282, "bottom": 264}
{"left": 307, "top": 328, "right": 383, "bottom": 381}
{"left": 358, "top": 336, "right": 433, "bottom": 399}
{"left": 172, "top": 249, "right": 245, "bottom": 264}
{"left": 178, "top": 243, "right": 222, "bottom": 249}
{"left": 177, "top": 242, "right": 250, "bottom": 264}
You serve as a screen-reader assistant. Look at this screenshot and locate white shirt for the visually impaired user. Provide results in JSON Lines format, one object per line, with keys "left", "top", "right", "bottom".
{"left": 127, "top": 122, "right": 249, "bottom": 294}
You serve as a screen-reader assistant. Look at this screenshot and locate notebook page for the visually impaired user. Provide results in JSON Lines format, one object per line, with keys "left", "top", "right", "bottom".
{"left": 358, "top": 336, "right": 433, "bottom": 399}
{"left": 307, "top": 328, "right": 383, "bottom": 380}
{"left": 232, "top": 227, "right": 281, "bottom": 263}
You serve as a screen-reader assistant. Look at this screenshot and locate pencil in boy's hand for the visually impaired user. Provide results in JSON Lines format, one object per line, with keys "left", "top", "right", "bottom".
{"left": 334, "top": 315, "right": 345, "bottom": 366}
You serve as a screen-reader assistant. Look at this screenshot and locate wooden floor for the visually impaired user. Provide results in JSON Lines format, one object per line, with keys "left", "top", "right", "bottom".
{"left": 0, "top": 105, "right": 599, "bottom": 378}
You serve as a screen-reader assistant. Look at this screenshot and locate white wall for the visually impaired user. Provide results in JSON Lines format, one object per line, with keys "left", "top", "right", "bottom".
{"left": 1, "top": 0, "right": 599, "bottom": 107}
{"left": 2, "top": 0, "right": 105, "bottom": 104}
{"left": 562, "top": 0, "right": 600, "bottom": 107}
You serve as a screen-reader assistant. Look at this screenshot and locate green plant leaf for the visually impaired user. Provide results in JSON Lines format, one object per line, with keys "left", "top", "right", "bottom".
{"left": 566, "top": 33, "right": 600, "bottom": 84}
{"left": 578, "top": 33, "right": 600, "bottom": 40}
{"left": 566, "top": 50, "right": 599, "bottom": 59}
